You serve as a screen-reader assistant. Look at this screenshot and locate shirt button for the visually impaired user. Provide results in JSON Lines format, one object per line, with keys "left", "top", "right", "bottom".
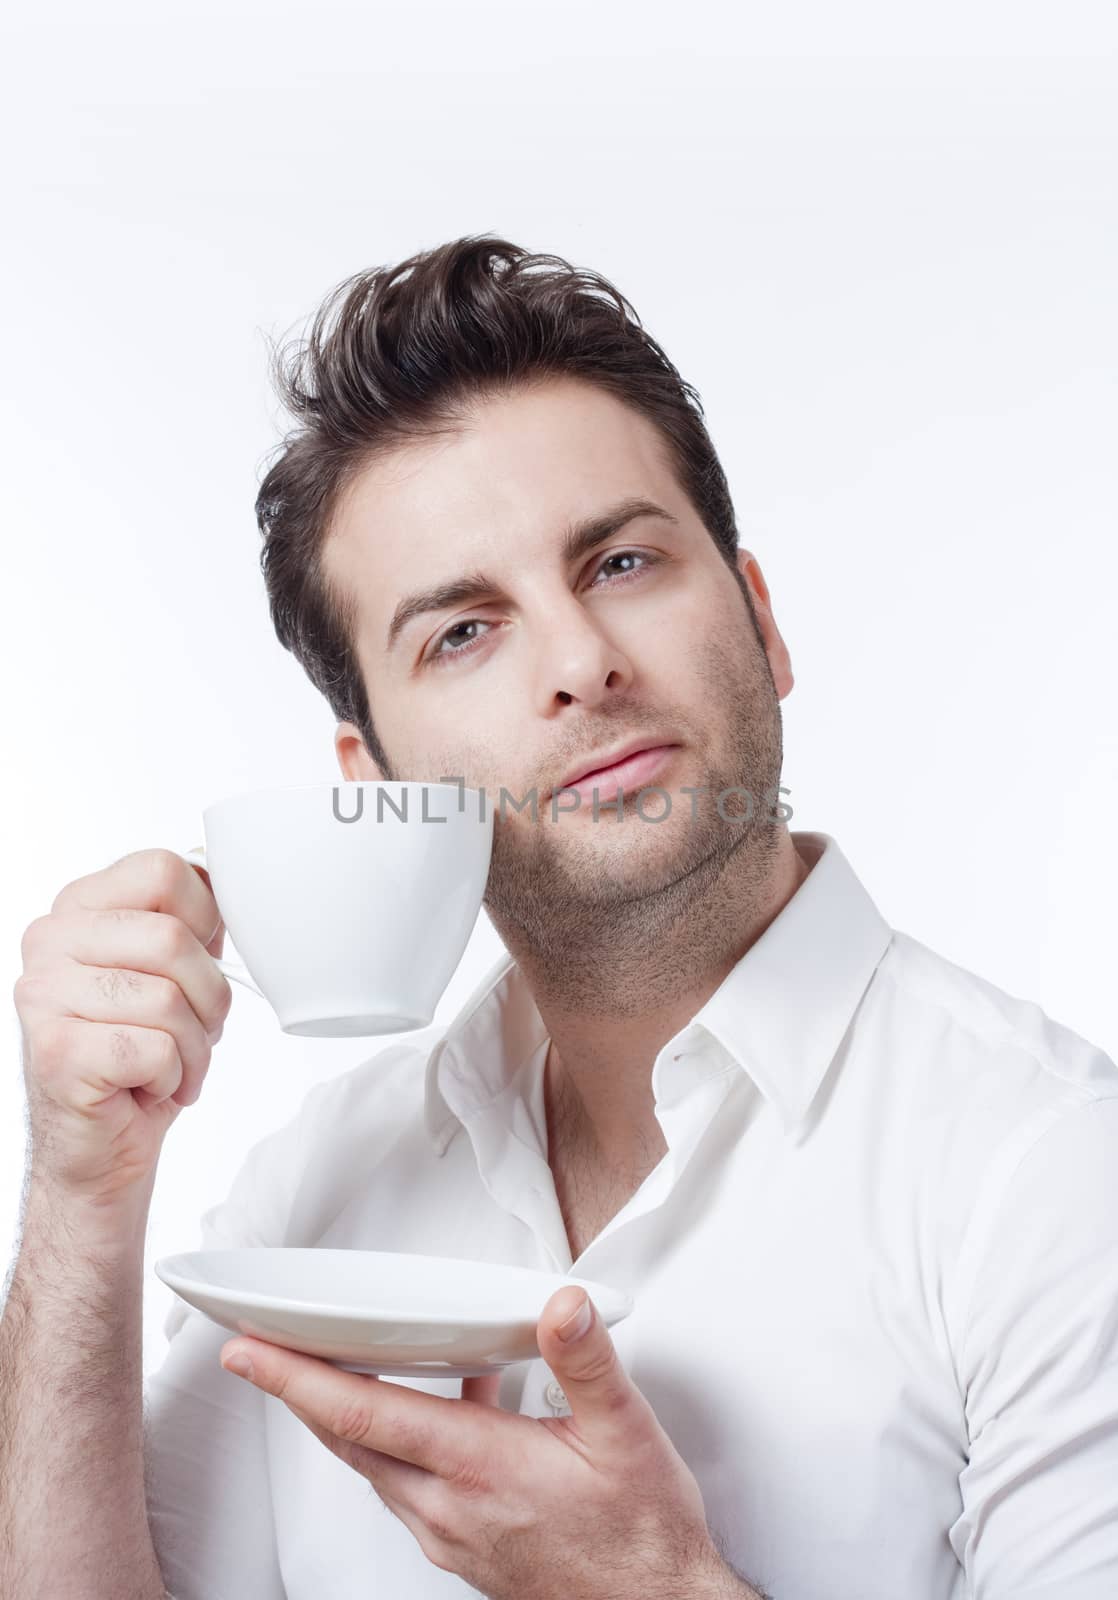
{"left": 545, "top": 1378, "right": 568, "bottom": 1409}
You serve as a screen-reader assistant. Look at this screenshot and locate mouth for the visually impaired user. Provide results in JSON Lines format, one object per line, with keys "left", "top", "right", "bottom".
{"left": 552, "top": 744, "right": 681, "bottom": 803}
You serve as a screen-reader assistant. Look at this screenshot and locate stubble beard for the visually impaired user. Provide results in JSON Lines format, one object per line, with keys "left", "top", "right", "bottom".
{"left": 481, "top": 621, "right": 787, "bottom": 1014}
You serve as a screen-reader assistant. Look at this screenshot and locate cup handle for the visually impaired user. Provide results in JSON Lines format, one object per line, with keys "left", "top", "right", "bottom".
{"left": 179, "top": 845, "right": 267, "bottom": 1002}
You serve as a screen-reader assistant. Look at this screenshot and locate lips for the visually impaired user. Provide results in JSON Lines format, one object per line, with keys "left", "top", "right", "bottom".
{"left": 553, "top": 743, "right": 679, "bottom": 802}
{"left": 558, "top": 736, "right": 677, "bottom": 792}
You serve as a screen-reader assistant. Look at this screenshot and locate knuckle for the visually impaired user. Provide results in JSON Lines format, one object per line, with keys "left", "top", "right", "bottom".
{"left": 422, "top": 1498, "right": 460, "bottom": 1550}
{"left": 12, "top": 971, "right": 42, "bottom": 1010}
{"left": 151, "top": 912, "right": 190, "bottom": 961}
{"left": 148, "top": 972, "right": 183, "bottom": 1018}
{"left": 570, "top": 1345, "right": 619, "bottom": 1387}
{"left": 92, "top": 967, "right": 141, "bottom": 1007}
{"left": 110, "top": 1025, "right": 141, "bottom": 1068}
{"left": 152, "top": 1028, "right": 181, "bottom": 1073}
{"left": 599, "top": 1379, "right": 633, "bottom": 1419}
{"left": 331, "top": 1396, "right": 378, "bottom": 1444}
{"left": 48, "top": 879, "right": 80, "bottom": 915}
{"left": 448, "top": 1456, "right": 490, "bottom": 1499}
{"left": 20, "top": 915, "right": 52, "bottom": 962}
{"left": 147, "top": 847, "right": 186, "bottom": 895}
{"left": 31, "top": 1015, "right": 70, "bottom": 1073}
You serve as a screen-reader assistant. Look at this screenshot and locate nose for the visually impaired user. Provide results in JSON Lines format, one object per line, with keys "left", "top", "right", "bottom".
{"left": 529, "top": 590, "right": 635, "bottom": 713}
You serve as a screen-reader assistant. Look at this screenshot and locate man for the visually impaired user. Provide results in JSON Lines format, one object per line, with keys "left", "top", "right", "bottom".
{"left": 7, "top": 236, "right": 1118, "bottom": 1599}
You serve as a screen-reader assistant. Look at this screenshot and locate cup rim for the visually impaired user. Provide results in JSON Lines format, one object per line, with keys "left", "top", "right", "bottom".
{"left": 202, "top": 779, "right": 486, "bottom": 820}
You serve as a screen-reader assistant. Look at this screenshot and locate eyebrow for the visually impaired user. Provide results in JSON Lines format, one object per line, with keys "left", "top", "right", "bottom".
{"left": 383, "top": 495, "right": 680, "bottom": 655}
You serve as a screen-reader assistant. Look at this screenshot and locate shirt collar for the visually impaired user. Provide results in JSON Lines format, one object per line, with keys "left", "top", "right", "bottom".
{"left": 423, "top": 830, "right": 894, "bottom": 1151}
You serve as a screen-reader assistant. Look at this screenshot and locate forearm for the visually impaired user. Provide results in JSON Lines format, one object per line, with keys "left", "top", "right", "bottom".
{"left": 0, "top": 1182, "right": 167, "bottom": 1599}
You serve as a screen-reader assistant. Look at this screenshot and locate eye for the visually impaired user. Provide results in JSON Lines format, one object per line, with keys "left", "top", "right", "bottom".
{"left": 425, "top": 616, "right": 492, "bottom": 668}
{"left": 423, "top": 548, "right": 660, "bottom": 669}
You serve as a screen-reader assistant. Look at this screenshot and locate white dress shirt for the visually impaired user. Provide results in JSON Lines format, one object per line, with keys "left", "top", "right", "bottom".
{"left": 144, "top": 830, "right": 1118, "bottom": 1600}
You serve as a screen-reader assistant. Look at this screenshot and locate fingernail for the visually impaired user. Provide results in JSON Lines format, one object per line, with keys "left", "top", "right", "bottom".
{"left": 558, "top": 1296, "right": 592, "bottom": 1342}
{"left": 223, "top": 1352, "right": 254, "bottom": 1380}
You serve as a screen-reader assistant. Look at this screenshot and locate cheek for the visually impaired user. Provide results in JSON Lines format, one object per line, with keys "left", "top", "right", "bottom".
{"left": 636, "top": 590, "right": 719, "bottom": 676}
{"left": 421, "top": 730, "right": 511, "bottom": 798}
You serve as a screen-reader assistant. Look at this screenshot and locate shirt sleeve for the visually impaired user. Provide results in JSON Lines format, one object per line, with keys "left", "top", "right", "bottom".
{"left": 143, "top": 1080, "right": 331, "bottom": 1600}
{"left": 948, "top": 1090, "right": 1118, "bottom": 1599}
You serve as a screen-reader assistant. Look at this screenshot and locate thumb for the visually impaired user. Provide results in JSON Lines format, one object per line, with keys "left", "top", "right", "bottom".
{"left": 538, "top": 1286, "right": 647, "bottom": 1442}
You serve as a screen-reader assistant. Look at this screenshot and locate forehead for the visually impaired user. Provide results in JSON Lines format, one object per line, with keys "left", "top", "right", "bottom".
{"left": 322, "top": 378, "right": 684, "bottom": 632}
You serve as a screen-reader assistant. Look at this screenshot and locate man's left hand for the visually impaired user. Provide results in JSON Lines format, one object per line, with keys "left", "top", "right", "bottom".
{"left": 219, "top": 1284, "right": 729, "bottom": 1599}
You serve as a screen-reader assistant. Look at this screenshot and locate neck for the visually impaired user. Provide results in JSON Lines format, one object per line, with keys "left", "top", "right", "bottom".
{"left": 488, "top": 822, "right": 812, "bottom": 1167}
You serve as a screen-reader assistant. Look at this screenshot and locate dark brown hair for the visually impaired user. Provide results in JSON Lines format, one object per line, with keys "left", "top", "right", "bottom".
{"left": 255, "top": 233, "right": 752, "bottom": 776}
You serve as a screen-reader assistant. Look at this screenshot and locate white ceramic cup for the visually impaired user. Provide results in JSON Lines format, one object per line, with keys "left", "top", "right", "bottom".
{"left": 179, "top": 781, "right": 493, "bottom": 1037}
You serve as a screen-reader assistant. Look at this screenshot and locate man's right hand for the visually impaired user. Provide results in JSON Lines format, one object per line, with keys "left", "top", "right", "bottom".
{"left": 12, "top": 847, "right": 234, "bottom": 1212}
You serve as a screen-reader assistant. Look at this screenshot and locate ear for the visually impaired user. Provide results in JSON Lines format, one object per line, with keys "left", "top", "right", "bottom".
{"left": 335, "top": 722, "right": 388, "bottom": 782}
{"left": 735, "top": 549, "right": 795, "bottom": 699}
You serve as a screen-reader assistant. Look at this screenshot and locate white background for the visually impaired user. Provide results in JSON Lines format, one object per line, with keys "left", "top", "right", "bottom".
{"left": 1, "top": 1, "right": 1115, "bottom": 1376}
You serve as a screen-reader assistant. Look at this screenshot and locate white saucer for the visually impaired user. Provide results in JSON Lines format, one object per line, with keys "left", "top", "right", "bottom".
{"left": 154, "top": 1248, "right": 635, "bottom": 1377}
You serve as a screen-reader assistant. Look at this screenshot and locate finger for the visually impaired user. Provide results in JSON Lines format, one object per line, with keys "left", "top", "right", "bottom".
{"left": 26, "top": 1014, "right": 188, "bottom": 1111}
{"left": 286, "top": 1402, "right": 431, "bottom": 1495}
{"left": 340, "top": 1455, "right": 453, "bottom": 1573}
{"left": 53, "top": 846, "right": 224, "bottom": 949}
{"left": 31, "top": 906, "right": 232, "bottom": 1044}
{"left": 460, "top": 1372, "right": 502, "bottom": 1408}
{"left": 537, "top": 1288, "right": 656, "bottom": 1449}
{"left": 219, "top": 1340, "right": 500, "bottom": 1479}
{"left": 46, "top": 953, "right": 213, "bottom": 1093}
